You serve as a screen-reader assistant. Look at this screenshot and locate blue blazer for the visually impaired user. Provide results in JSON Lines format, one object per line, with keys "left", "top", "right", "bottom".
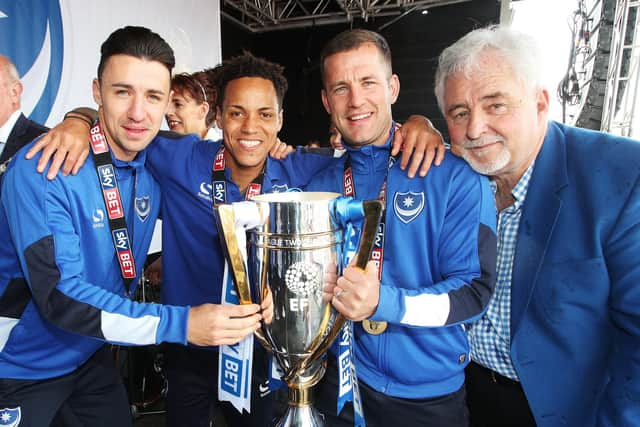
{"left": 510, "top": 121, "right": 640, "bottom": 427}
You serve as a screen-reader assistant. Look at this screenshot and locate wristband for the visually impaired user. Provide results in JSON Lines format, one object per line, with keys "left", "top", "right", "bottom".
{"left": 63, "top": 113, "right": 93, "bottom": 127}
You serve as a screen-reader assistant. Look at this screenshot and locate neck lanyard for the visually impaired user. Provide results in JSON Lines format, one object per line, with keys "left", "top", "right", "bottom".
{"left": 90, "top": 122, "right": 137, "bottom": 296}
{"left": 342, "top": 150, "right": 396, "bottom": 281}
{"left": 211, "top": 147, "right": 266, "bottom": 206}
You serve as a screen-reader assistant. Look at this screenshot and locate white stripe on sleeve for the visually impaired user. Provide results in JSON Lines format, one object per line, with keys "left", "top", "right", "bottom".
{"left": 0, "top": 317, "right": 19, "bottom": 351}
{"left": 400, "top": 293, "right": 450, "bottom": 327}
{"left": 101, "top": 311, "right": 159, "bottom": 345}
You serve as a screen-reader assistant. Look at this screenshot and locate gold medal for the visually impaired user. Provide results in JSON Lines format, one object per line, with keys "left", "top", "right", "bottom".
{"left": 362, "top": 319, "right": 387, "bottom": 335}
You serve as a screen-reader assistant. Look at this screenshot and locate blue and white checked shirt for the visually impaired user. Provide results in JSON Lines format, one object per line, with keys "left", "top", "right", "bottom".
{"left": 468, "top": 162, "right": 535, "bottom": 381}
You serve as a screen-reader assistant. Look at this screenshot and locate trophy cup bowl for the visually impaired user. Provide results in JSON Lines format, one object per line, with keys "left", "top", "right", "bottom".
{"left": 216, "top": 192, "right": 382, "bottom": 427}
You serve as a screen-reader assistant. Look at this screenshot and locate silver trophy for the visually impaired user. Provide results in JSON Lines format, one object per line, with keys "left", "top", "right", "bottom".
{"left": 216, "top": 192, "right": 382, "bottom": 427}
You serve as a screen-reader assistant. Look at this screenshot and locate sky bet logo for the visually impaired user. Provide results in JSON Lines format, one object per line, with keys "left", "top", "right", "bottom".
{"left": 90, "top": 125, "right": 109, "bottom": 154}
{"left": 112, "top": 228, "right": 136, "bottom": 278}
{"left": 371, "top": 223, "right": 384, "bottom": 280}
{"left": 213, "top": 181, "right": 226, "bottom": 205}
{"left": 221, "top": 351, "right": 243, "bottom": 397}
{"left": 214, "top": 149, "right": 225, "bottom": 171}
{"left": 98, "top": 165, "right": 124, "bottom": 219}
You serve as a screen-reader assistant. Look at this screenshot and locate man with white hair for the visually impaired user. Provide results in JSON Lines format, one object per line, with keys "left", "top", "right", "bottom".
{"left": 435, "top": 26, "right": 640, "bottom": 427}
{"left": 0, "top": 55, "right": 48, "bottom": 165}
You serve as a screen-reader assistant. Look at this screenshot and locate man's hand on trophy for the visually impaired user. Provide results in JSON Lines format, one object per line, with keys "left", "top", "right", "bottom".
{"left": 187, "top": 303, "right": 262, "bottom": 346}
{"left": 261, "top": 288, "right": 274, "bottom": 325}
{"left": 331, "top": 260, "right": 380, "bottom": 321}
{"left": 27, "top": 114, "right": 92, "bottom": 179}
{"left": 322, "top": 264, "right": 339, "bottom": 304}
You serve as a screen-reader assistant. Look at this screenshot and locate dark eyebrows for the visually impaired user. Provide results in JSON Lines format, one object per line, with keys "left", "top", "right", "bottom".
{"left": 110, "top": 82, "right": 166, "bottom": 96}
{"left": 226, "top": 103, "right": 277, "bottom": 111}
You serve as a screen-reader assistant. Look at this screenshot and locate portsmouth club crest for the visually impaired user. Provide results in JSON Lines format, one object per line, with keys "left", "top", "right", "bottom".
{"left": 393, "top": 191, "right": 425, "bottom": 224}
{"left": 0, "top": 407, "right": 21, "bottom": 427}
{"left": 135, "top": 196, "right": 151, "bottom": 221}
{"left": 271, "top": 184, "right": 289, "bottom": 193}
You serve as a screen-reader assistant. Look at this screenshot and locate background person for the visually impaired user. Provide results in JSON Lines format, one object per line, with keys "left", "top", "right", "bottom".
{"left": 0, "top": 55, "right": 48, "bottom": 166}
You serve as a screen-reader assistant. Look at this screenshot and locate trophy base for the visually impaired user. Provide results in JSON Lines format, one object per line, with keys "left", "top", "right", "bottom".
{"left": 275, "top": 373, "right": 326, "bottom": 427}
{"left": 276, "top": 404, "right": 325, "bottom": 427}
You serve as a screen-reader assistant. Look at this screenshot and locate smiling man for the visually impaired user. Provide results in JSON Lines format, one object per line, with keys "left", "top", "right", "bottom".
{"left": 0, "top": 27, "right": 266, "bottom": 427}
{"left": 435, "top": 26, "right": 640, "bottom": 427}
{"left": 307, "top": 29, "right": 497, "bottom": 427}
{"left": 147, "top": 52, "right": 326, "bottom": 427}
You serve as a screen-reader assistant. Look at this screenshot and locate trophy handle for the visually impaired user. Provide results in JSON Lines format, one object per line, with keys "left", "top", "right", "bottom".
{"left": 216, "top": 204, "right": 252, "bottom": 304}
{"left": 215, "top": 204, "right": 272, "bottom": 350}
{"left": 304, "top": 198, "right": 383, "bottom": 366}
{"left": 352, "top": 200, "right": 383, "bottom": 270}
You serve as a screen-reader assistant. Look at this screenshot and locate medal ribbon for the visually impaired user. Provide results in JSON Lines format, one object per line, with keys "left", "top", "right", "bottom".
{"left": 211, "top": 147, "right": 264, "bottom": 206}
{"left": 89, "top": 121, "right": 137, "bottom": 296}
{"left": 213, "top": 146, "right": 268, "bottom": 413}
{"left": 337, "top": 146, "right": 397, "bottom": 427}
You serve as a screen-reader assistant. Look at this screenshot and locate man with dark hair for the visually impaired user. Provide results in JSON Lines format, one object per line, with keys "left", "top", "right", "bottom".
{"left": 215, "top": 52, "right": 289, "bottom": 110}
{"left": 150, "top": 51, "right": 318, "bottom": 427}
{"left": 308, "top": 29, "right": 497, "bottom": 426}
{"left": 0, "top": 26, "right": 265, "bottom": 427}
{"left": 96, "top": 26, "right": 177, "bottom": 80}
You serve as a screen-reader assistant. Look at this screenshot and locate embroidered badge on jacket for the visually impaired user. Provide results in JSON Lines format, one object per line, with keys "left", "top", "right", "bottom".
{"left": 0, "top": 407, "right": 21, "bottom": 427}
{"left": 135, "top": 196, "right": 151, "bottom": 221}
{"left": 393, "top": 191, "right": 425, "bottom": 224}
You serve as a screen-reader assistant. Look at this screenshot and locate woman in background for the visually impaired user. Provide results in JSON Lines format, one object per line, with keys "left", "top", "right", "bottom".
{"left": 165, "top": 71, "right": 222, "bottom": 141}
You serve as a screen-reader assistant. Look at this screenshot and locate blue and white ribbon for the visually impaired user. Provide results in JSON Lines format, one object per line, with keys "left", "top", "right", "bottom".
{"left": 335, "top": 224, "right": 366, "bottom": 427}
{"left": 218, "top": 262, "right": 254, "bottom": 414}
{"left": 336, "top": 321, "right": 366, "bottom": 427}
{"left": 269, "top": 354, "right": 286, "bottom": 391}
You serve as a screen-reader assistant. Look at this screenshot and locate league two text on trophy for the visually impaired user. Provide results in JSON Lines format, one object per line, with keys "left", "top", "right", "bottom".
{"left": 217, "top": 192, "right": 382, "bottom": 427}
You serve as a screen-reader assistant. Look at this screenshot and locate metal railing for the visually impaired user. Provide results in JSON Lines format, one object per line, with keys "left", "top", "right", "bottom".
{"left": 601, "top": 0, "right": 640, "bottom": 136}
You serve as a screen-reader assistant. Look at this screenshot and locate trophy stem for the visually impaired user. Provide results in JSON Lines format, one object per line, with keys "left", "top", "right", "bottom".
{"left": 289, "top": 386, "right": 313, "bottom": 406}
{"left": 276, "top": 386, "right": 325, "bottom": 427}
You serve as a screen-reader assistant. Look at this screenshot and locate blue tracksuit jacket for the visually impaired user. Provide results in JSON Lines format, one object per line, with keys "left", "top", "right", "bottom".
{"left": 146, "top": 133, "right": 337, "bottom": 315}
{"left": 306, "top": 126, "right": 497, "bottom": 399}
{"left": 0, "top": 141, "right": 188, "bottom": 380}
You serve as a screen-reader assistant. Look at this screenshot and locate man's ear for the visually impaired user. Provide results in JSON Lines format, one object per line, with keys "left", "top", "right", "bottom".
{"left": 92, "top": 79, "right": 102, "bottom": 106}
{"left": 321, "top": 89, "right": 332, "bottom": 114}
{"left": 389, "top": 74, "right": 400, "bottom": 105}
{"left": 537, "top": 87, "right": 550, "bottom": 113}
{"left": 164, "top": 89, "right": 174, "bottom": 114}
{"left": 277, "top": 109, "right": 284, "bottom": 132}
{"left": 536, "top": 87, "right": 550, "bottom": 123}
{"left": 10, "top": 80, "right": 23, "bottom": 101}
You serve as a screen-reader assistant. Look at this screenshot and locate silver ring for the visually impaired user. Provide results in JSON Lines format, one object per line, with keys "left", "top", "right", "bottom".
{"left": 335, "top": 289, "right": 345, "bottom": 298}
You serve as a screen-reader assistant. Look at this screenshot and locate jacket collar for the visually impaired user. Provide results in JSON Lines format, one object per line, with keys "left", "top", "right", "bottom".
{"left": 343, "top": 121, "right": 395, "bottom": 173}
{"left": 510, "top": 121, "right": 569, "bottom": 336}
